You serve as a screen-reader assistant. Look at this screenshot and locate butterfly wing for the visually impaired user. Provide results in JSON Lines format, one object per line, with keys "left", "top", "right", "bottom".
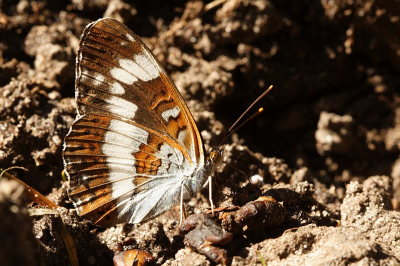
{"left": 63, "top": 18, "right": 205, "bottom": 226}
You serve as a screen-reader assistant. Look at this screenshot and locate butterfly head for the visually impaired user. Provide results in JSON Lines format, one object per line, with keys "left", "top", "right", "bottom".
{"left": 207, "top": 147, "right": 224, "bottom": 165}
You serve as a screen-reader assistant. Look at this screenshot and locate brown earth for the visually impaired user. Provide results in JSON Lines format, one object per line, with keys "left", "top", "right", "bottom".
{"left": 0, "top": 0, "right": 399, "bottom": 265}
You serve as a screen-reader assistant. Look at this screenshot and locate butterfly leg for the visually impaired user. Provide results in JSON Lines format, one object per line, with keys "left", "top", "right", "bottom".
{"left": 208, "top": 175, "right": 214, "bottom": 214}
{"left": 179, "top": 182, "right": 191, "bottom": 226}
{"left": 202, "top": 176, "right": 215, "bottom": 214}
{"left": 179, "top": 182, "right": 185, "bottom": 226}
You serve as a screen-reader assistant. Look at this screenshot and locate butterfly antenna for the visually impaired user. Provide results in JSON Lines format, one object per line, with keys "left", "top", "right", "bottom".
{"left": 229, "top": 85, "right": 273, "bottom": 132}
{"left": 218, "top": 85, "right": 273, "bottom": 146}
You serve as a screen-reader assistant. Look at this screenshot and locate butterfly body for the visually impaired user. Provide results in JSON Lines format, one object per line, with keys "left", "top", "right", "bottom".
{"left": 63, "top": 18, "right": 221, "bottom": 227}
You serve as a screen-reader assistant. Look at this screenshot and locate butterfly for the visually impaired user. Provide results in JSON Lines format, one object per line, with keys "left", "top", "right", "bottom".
{"left": 63, "top": 18, "right": 223, "bottom": 227}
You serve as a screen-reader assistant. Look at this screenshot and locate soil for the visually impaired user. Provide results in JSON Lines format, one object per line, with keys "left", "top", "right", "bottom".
{"left": 0, "top": 0, "right": 399, "bottom": 265}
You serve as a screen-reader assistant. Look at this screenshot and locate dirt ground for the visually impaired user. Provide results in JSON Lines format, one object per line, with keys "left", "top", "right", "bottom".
{"left": 0, "top": 0, "right": 400, "bottom": 265}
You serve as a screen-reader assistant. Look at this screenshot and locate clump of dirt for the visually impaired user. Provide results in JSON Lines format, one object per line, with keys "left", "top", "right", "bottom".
{"left": 0, "top": 0, "right": 399, "bottom": 265}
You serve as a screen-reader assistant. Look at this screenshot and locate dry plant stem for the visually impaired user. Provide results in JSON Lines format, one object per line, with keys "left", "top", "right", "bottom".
{"left": 0, "top": 168, "right": 58, "bottom": 209}
{"left": 204, "top": 0, "right": 228, "bottom": 12}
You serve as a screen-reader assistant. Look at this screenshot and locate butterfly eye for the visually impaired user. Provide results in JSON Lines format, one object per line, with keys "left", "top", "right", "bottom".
{"left": 209, "top": 149, "right": 223, "bottom": 164}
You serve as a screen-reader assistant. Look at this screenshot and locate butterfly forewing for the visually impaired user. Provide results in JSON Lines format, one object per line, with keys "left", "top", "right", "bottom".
{"left": 75, "top": 18, "right": 203, "bottom": 161}
{"left": 63, "top": 18, "right": 207, "bottom": 226}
